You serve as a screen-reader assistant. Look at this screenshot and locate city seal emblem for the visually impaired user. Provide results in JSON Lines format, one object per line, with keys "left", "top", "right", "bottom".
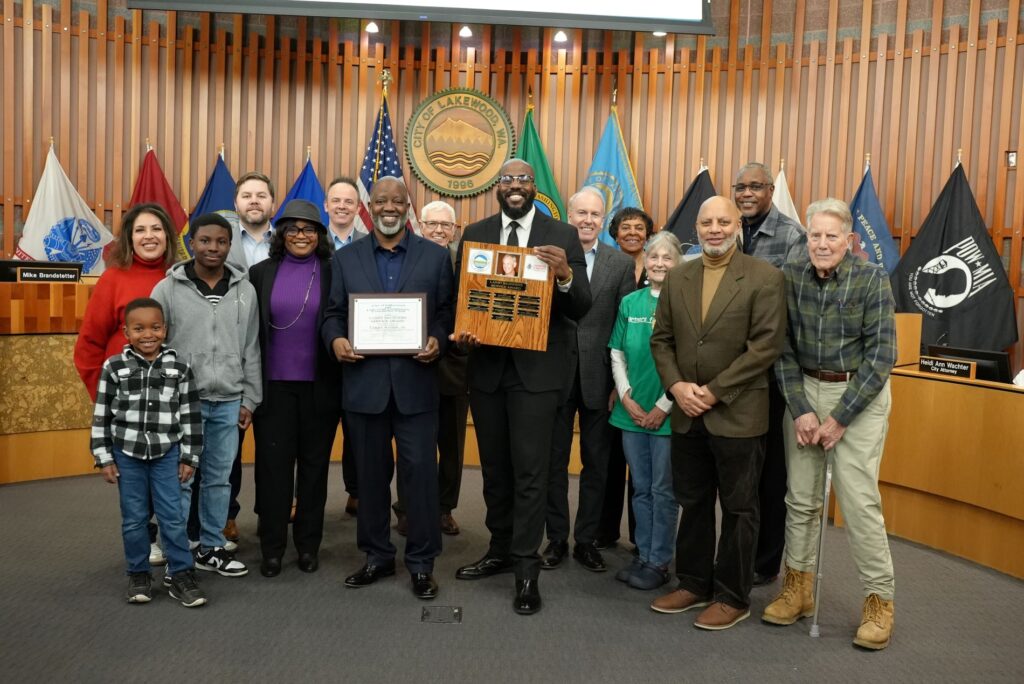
{"left": 406, "top": 88, "right": 515, "bottom": 197}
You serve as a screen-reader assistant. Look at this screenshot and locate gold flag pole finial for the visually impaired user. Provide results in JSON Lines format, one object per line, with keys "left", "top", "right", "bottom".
{"left": 611, "top": 86, "right": 618, "bottom": 107}
{"left": 379, "top": 68, "right": 393, "bottom": 96}
{"left": 306, "top": 145, "right": 312, "bottom": 162}
{"left": 49, "top": 136, "right": 55, "bottom": 149}
{"left": 219, "top": 143, "right": 225, "bottom": 159}
{"left": 528, "top": 86, "right": 534, "bottom": 108}
{"left": 146, "top": 137, "right": 152, "bottom": 152}
{"left": 865, "top": 152, "right": 871, "bottom": 168}
{"left": 699, "top": 157, "right": 705, "bottom": 169}
{"left": 956, "top": 148, "right": 962, "bottom": 167}
{"left": 779, "top": 158, "right": 785, "bottom": 172}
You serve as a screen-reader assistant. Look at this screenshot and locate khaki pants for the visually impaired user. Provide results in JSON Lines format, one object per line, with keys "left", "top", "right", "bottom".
{"left": 782, "top": 377, "right": 895, "bottom": 599}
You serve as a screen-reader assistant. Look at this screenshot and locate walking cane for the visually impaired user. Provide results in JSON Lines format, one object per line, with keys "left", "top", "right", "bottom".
{"left": 809, "top": 449, "right": 834, "bottom": 638}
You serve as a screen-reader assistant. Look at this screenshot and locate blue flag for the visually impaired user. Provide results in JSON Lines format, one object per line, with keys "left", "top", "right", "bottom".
{"left": 849, "top": 168, "right": 899, "bottom": 272}
{"left": 179, "top": 156, "right": 237, "bottom": 257}
{"left": 583, "top": 109, "right": 643, "bottom": 246}
{"left": 274, "top": 159, "right": 329, "bottom": 227}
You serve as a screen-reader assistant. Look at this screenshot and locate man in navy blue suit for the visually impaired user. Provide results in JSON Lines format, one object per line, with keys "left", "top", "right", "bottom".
{"left": 321, "top": 177, "right": 454, "bottom": 600}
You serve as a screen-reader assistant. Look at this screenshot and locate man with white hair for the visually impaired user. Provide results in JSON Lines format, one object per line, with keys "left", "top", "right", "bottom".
{"left": 395, "top": 200, "right": 468, "bottom": 537}
{"left": 540, "top": 186, "right": 635, "bottom": 573}
{"left": 763, "top": 197, "right": 897, "bottom": 650}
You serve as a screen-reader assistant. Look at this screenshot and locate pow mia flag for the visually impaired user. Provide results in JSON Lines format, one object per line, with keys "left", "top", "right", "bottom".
{"left": 891, "top": 164, "right": 1017, "bottom": 351}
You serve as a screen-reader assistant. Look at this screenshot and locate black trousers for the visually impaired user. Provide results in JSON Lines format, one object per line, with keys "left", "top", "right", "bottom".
{"left": 395, "top": 392, "right": 469, "bottom": 515}
{"left": 672, "top": 419, "right": 764, "bottom": 609}
{"left": 470, "top": 363, "right": 559, "bottom": 581}
{"left": 596, "top": 435, "right": 636, "bottom": 544}
{"left": 340, "top": 412, "right": 357, "bottom": 498}
{"left": 345, "top": 399, "right": 441, "bottom": 573}
{"left": 754, "top": 381, "right": 788, "bottom": 577}
{"left": 546, "top": 372, "right": 612, "bottom": 545}
{"left": 252, "top": 381, "right": 338, "bottom": 559}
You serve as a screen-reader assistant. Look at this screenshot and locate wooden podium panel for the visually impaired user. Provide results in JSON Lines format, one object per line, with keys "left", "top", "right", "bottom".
{"left": 454, "top": 241, "right": 553, "bottom": 351}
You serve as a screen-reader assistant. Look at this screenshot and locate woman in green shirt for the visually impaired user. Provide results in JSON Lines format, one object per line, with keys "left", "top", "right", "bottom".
{"left": 608, "top": 231, "right": 683, "bottom": 590}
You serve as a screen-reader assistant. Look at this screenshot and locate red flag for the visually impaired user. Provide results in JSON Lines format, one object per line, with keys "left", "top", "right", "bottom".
{"left": 129, "top": 150, "right": 188, "bottom": 234}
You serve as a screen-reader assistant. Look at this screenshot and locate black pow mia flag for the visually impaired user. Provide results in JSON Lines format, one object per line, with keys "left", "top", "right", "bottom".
{"left": 664, "top": 168, "right": 717, "bottom": 250}
{"left": 890, "top": 164, "right": 1017, "bottom": 351}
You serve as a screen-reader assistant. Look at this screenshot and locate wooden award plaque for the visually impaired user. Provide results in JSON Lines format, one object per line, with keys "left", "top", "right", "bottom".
{"left": 454, "top": 241, "right": 554, "bottom": 351}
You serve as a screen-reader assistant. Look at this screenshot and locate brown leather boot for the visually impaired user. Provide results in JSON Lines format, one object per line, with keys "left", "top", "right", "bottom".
{"left": 853, "top": 593, "right": 894, "bottom": 650}
{"left": 761, "top": 566, "right": 815, "bottom": 625}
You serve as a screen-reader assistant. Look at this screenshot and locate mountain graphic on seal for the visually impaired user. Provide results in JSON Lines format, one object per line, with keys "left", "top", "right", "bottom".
{"left": 427, "top": 117, "right": 493, "bottom": 177}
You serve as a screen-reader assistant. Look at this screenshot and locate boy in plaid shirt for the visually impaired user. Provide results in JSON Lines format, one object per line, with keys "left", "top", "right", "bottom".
{"left": 91, "top": 297, "right": 207, "bottom": 607}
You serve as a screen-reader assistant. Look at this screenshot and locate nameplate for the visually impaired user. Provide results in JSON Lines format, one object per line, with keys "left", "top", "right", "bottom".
{"left": 918, "top": 355, "right": 976, "bottom": 379}
{"left": 17, "top": 266, "right": 81, "bottom": 283}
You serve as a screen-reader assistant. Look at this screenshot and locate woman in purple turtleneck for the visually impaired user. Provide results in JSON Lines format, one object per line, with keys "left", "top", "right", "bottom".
{"left": 248, "top": 199, "right": 342, "bottom": 578}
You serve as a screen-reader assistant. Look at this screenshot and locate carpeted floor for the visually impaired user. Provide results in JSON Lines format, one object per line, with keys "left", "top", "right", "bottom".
{"left": 1, "top": 465, "right": 1022, "bottom": 683}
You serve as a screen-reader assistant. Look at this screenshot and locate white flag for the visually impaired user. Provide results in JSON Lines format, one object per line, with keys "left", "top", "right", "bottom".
{"left": 15, "top": 147, "right": 114, "bottom": 274}
{"left": 772, "top": 168, "right": 802, "bottom": 226}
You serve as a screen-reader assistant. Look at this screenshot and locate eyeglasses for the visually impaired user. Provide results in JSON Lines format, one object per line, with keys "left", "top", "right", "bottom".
{"left": 732, "top": 182, "right": 770, "bottom": 193}
{"left": 283, "top": 225, "right": 318, "bottom": 237}
{"left": 497, "top": 174, "right": 535, "bottom": 185}
{"left": 422, "top": 220, "right": 455, "bottom": 231}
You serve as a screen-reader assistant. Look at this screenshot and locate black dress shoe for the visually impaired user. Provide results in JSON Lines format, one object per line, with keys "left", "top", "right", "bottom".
{"left": 455, "top": 555, "right": 514, "bottom": 580}
{"left": 753, "top": 572, "right": 779, "bottom": 586}
{"left": 513, "top": 578, "right": 542, "bottom": 615}
{"left": 411, "top": 573, "right": 439, "bottom": 599}
{"left": 344, "top": 562, "right": 396, "bottom": 587}
{"left": 297, "top": 553, "right": 319, "bottom": 573}
{"left": 593, "top": 537, "right": 619, "bottom": 551}
{"left": 260, "top": 557, "right": 282, "bottom": 578}
{"left": 540, "top": 540, "right": 569, "bottom": 570}
{"left": 573, "top": 543, "right": 607, "bottom": 572}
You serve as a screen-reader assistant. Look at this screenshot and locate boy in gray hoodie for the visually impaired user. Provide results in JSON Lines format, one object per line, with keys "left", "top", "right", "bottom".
{"left": 152, "top": 213, "right": 262, "bottom": 578}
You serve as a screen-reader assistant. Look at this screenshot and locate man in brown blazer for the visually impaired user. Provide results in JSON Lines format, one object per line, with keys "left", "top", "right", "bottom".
{"left": 649, "top": 196, "right": 785, "bottom": 631}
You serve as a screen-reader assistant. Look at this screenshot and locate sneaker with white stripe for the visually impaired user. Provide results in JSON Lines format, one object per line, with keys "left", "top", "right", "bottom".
{"left": 194, "top": 547, "right": 248, "bottom": 577}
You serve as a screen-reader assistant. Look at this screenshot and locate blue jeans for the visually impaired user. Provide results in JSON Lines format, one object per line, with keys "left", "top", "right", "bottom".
{"left": 114, "top": 445, "right": 194, "bottom": 575}
{"left": 181, "top": 399, "right": 240, "bottom": 551}
{"left": 622, "top": 430, "right": 678, "bottom": 567}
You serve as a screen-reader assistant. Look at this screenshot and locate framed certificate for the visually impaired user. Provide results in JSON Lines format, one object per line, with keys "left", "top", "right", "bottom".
{"left": 349, "top": 293, "right": 427, "bottom": 355}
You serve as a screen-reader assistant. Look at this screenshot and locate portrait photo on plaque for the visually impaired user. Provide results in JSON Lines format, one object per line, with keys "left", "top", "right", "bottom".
{"left": 496, "top": 252, "right": 521, "bottom": 277}
{"left": 348, "top": 292, "right": 427, "bottom": 355}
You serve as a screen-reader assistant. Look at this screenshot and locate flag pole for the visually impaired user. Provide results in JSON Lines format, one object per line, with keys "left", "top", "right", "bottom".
{"left": 219, "top": 143, "right": 225, "bottom": 160}
{"left": 955, "top": 148, "right": 962, "bottom": 169}
{"left": 779, "top": 158, "right": 785, "bottom": 172}
{"left": 146, "top": 137, "right": 152, "bottom": 152}
{"left": 865, "top": 152, "right": 870, "bottom": 173}
{"left": 306, "top": 145, "right": 312, "bottom": 162}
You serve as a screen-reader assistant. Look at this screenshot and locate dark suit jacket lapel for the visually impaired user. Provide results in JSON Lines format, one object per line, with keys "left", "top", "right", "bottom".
{"left": 589, "top": 244, "right": 610, "bottom": 293}
{"left": 701, "top": 256, "right": 743, "bottom": 333}
{"left": 354, "top": 235, "right": 385, "bottom": 290}
{"left": 396, "top": 232, "right": 423, "bottom": 291}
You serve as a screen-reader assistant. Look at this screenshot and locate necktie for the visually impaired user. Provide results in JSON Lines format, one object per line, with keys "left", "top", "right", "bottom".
{"left": 507, "top": 221, "right": 520, "bottom": 247}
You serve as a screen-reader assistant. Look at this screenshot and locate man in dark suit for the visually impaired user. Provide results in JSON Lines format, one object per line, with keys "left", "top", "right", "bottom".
{"left": 649, "top": 196, "right": 785, "bottom": 631}
{"left": 733, "top": 161, "right": 807, "bottom": 587}
{"left": 541, "top": 186, "right": 635, "bottom": 572}
{"left": 321, "top": 177, "right": 454, "bottom": 600}
{"left": 453, "top": 159, "right": 592, "bottom": 615}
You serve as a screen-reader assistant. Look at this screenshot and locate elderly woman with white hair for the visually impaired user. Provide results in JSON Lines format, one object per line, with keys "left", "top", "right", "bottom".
{"left": 608, "top": 230, "right": 684, "bottom": 591}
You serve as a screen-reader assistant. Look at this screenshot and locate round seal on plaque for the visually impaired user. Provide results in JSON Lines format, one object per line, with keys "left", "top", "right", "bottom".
{"left": 406, "top": 88, "right": 516, "bottom": 197}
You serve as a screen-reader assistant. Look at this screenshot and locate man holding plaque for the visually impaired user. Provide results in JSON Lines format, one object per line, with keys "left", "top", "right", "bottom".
{"left": 453, "top": 159, "right": 592, "bottom": 615}
{"left": 541, "top": 186, "right": 635, "bottom": 573}
{"left": 321, "top": 177, "right": 454, "bottom": 601}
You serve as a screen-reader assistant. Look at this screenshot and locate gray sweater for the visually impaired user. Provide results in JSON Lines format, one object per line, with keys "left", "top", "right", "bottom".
{"left": 151, "top": 261, "right": 262, "bottom": 412}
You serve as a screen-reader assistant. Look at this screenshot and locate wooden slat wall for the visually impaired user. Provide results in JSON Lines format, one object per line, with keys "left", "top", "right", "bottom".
{"left": 1, "top": 3, "right": 1024, "bottom": 364}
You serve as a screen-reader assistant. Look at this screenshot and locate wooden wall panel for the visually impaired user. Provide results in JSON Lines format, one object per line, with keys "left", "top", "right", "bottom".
{"left": 0, "top": 1, "right": 1023, "bottom": 361}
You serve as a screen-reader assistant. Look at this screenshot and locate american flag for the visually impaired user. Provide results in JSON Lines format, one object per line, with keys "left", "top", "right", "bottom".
{"left": 356, "top": 93, "right": 419, "bottom": 234}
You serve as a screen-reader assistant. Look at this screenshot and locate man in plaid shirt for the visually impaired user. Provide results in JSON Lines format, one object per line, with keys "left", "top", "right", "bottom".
{"left": 763, "top": 198, "right": 897, "bottom": 650}
{"left": 91, "top": 297, "right": 207, "bottom": 608}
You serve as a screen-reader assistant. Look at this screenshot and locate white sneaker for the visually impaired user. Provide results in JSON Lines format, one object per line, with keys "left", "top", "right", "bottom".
{"left": 195, "top": 547, "right": 248, "bottom": 577}
{"left": 189, "top": 540, "right": 200, "bottom": 551}
{"left": 224, "top": 539, "right": 238, "bottom": 552}
{"left": 148, "top": 541, "right": 167, "bottom": 566}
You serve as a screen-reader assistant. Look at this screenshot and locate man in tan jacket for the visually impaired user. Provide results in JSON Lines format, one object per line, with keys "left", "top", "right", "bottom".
{"left": 649, "top": 196, "right": 786, "bottom": 630}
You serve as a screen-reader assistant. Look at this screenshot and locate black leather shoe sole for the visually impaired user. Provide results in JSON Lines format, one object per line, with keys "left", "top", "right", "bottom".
{"left": 260, "top": 558, "right": 282, "bottom": 578}
{"left": 344, "top": 564, "right": 396, "bottom": 587}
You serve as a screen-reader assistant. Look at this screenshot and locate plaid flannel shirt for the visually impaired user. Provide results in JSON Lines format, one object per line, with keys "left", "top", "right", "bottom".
{"left": 776, "top": 252, "right": 897, "bottom": 426}
{"left": 90, "top": 345, "right": 203, "bottom": 468}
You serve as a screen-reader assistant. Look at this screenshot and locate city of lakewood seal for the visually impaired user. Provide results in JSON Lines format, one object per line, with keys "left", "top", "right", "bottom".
{"left": 406, "top": 88, "right": 515, "bottom": 197}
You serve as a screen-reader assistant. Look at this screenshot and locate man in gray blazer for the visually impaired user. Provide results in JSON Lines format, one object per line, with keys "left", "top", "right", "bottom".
{"left": 541, "top": 187, "right": 636, "bottom": 572}
{"left": 733, "top": 162, "right": 807, "bottom": 588}
{"left": 649, "top": 196, "right": 785, "bottom": 631}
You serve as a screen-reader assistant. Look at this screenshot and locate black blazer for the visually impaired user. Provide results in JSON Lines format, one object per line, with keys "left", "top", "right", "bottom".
{"left": 456, "top": 211, "right": 592, "bottom": 397}
{"left": 320, "top": 231, "right": 455, "bottom": 415}
{"left": 249, "top": 256, "right": 342, "bottom": 418}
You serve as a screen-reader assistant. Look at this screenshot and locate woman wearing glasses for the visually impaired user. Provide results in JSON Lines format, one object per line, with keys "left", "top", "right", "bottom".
{"left": 248, "top": 199, "right": 341, "bottom": 577}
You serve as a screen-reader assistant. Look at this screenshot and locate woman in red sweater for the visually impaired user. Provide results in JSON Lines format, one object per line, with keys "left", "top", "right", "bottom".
{"left": 74, "top": 203, "right": 178, "bottom": 399}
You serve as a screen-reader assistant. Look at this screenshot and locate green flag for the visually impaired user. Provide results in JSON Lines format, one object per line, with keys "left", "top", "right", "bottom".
{"left": 517, "top": 105, "right": 565, "bottom": 220}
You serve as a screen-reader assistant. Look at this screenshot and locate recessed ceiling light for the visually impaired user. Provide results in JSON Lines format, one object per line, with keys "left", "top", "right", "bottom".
{"left": 553, "top": 30, "right": 568, "bottom": 42}
{"left": 365, "top": 21, "right": 379, "bottom": 34}
{"left": 459, "top": 25, "right": 473, "bottom": 38}
{"left": 653, "top": 31, "right": 667, "bottom": 37}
